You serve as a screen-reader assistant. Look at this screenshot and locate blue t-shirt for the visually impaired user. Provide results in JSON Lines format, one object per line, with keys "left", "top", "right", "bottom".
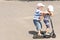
{"left": 33, "top": 9, "right": 42, "bottom": 20}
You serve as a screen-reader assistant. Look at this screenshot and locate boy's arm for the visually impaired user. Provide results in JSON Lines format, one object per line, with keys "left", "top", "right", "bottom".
{"left": 39, "top": 11, "right": 44, "bottom": 21}
{"left": 48, "top": 11, "right": 54, "bottom": 16}
{"left": 44, "top": 10, "right": 54, "bottom": 16}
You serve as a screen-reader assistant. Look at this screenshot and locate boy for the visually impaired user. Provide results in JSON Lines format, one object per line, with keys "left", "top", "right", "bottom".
{"left": 43, "top": 5, "right": 54, "bottom": 35}
{"left": 33, "top": 3, "right": 45, "bottom": 36}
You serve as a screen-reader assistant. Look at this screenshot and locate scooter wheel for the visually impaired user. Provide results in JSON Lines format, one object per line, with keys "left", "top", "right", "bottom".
{"left": 52, "top": 33, "right": 56, "bottom": 38}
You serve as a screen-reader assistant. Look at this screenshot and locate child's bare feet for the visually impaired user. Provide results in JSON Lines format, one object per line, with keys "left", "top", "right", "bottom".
{"left": 37, "top": 30, "right": 43, "bottom": 36}
{"left": 45, "top": 28, "right": 50, "bottom": 35}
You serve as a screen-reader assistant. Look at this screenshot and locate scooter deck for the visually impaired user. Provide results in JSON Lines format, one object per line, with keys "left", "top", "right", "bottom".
{"left": 33, "top": 31, "right": 53, "bottom": 39}
{"left": 33, "top": 32, "right": 56, "bottom": 39}
{"left": 33, "top": 31, "right": 49, "bottom": 39}
{"left": 33, "top": 34, "right": 51, "bottom": 39}
{"left": 33, "top": 34, "right": 44, "bottom": 39}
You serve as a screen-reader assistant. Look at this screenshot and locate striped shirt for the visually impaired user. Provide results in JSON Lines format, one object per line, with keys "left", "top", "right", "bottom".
{"left": 33, "top": 9, "right": 42, "bottom": 20}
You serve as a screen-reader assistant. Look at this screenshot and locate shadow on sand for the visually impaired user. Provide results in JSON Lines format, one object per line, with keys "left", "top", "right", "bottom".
{"left": 29, "top": 30, "right": 38, "bottom": 35}
{"left": 28, "top": 30, "right": 48, "bottom": 39}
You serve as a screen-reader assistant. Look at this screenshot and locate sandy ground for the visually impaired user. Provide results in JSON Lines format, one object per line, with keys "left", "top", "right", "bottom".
{"left": 0, "top": 1, "right": 60, "bottom": 40}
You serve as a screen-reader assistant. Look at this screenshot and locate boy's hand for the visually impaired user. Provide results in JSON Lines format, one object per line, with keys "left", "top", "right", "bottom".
{"left": 47, "top": 9, "right": 54, "bottom": 16}
{"left": 39, "top": 16, "right": 44, "bottom": 21}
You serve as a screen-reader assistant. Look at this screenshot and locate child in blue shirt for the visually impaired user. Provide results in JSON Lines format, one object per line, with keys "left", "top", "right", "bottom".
{"left": 33, "top": 3, "right": 45, "bottom": 36}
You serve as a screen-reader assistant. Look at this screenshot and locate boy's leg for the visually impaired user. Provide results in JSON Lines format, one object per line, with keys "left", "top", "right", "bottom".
{"left": 37, "top": 21, "right": 42, "bottom": 36}
{"left": 44, "top": 20, "right": 50, "bottom": 35}
{"left": 33, "top": 20, "right": 42, "bottom": 36}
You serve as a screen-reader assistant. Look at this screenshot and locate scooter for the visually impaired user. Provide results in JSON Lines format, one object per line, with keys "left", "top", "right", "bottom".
{"left": 43, "top": 16, "right": 56, "bottom": 38}
{"left": 33, "top": 16, "right": 56, "bottom": 39}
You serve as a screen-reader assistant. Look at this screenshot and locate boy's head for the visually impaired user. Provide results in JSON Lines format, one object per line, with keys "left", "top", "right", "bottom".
{"left": 37, "top": 3, "right": 45, "bottom": 10}
{"left": 47, "top": 5, "right": 54, "bottom": 12}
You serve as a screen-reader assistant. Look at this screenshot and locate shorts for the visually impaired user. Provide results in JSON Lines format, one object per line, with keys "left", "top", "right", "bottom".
{"left": 33, "top": 19, "right": 42, "bottom": 31}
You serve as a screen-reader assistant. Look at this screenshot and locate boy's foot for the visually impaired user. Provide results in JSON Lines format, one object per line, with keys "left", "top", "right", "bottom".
{"left": 45, "top": 28, "right": 50, "bottom": 35}
{"left": 37, "top": 33, "right": 43, "bottom": 37}
{"left": 33, "top": 34, "right": 43, "bottom": 38}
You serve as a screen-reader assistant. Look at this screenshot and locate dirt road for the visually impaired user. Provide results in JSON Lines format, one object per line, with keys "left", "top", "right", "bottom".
{"left": 0, "top": 1, "right": 60, "bottom": 40}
